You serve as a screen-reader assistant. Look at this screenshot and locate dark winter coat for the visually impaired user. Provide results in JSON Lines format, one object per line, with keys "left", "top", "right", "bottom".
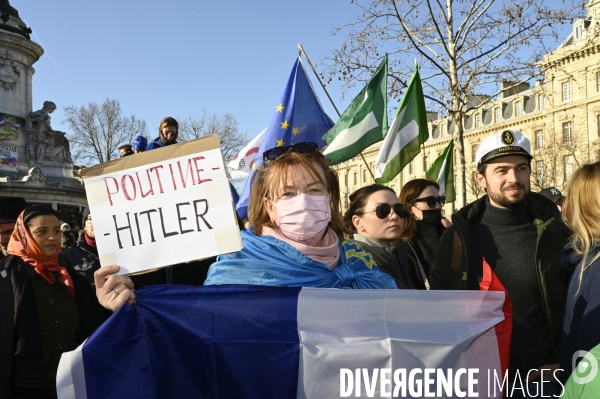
{"left": 0, "top": 255, "right": 109, "bottom": 398}
{"left": 352, "top": 234, "right": 414, "bottom": 289}
{"left": 430, "top": 192, "right": 571, "bottom": 364}
{"left": 404, "top": 221, "right": 445, "bottom": 289}
{"left": 560, "top": 243, "right": 600, "bottom": 382}
{"left": 62, "top": 234, "right": 100, "bottom": 284}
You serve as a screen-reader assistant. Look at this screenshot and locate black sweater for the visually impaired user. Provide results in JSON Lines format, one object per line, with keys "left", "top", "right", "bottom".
{"left": 470, "top": 200, "right": 552, "bottom": 374}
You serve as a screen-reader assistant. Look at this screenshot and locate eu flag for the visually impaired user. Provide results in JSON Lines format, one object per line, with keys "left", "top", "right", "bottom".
{"left": 235, "top": 58, "right": 334, "bottom": 220}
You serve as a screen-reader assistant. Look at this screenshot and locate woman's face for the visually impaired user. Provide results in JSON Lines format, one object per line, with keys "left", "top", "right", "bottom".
{"left": 410, "top": 186, "right": 441, "bottom": 220}
{"left": 161, "top": 125, "right": 178, "bottom": 142}
{"left": 352, "top": 190, "right": 404, "bottom": 246}
{"left": 264, "top": 162, "right": 329, "bottom": 223}
{"left": 28, "top": 215, "right": 61, "bottom": 257}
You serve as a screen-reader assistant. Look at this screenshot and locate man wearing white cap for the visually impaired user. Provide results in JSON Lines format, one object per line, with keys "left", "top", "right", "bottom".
{"left": 431, "top": 129, "right": 570, "bottom": 396}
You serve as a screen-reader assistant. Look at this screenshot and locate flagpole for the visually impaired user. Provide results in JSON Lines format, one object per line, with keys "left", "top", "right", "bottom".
{"left": 298, "top": 43, "right": 376, "bottom": 180}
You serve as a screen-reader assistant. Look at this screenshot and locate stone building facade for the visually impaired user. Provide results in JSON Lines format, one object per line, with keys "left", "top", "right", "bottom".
{"left": 333, "top": 0, "right": 600, "bottom": 213}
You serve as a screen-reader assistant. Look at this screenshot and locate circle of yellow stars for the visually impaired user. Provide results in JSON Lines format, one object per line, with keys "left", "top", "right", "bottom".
{"left": 276, "top": 103, "right": 300, "bottom": 146}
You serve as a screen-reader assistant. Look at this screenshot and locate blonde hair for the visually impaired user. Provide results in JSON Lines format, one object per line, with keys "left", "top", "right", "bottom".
{"left": 247, "top": 150, "right": 344, "bottom": 240}
{"left": 563, "top": 161, "right": 600, "bottom": 294}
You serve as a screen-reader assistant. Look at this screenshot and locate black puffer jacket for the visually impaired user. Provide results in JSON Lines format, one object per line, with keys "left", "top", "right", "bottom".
{"left": 62, "top": 234, "right": 100, "bottom": 285}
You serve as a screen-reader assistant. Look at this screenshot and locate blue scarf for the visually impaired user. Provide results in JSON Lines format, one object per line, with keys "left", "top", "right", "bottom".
{"left": 205, "top": 228, "right": 396, "bottom": 289}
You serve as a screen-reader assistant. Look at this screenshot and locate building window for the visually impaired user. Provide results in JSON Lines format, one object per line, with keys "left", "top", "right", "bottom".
{"left": 424, "top": 155, "right": 430, "bottom": 171}
{"left": 575, "top": 25, "right": 583, "bottom": 39}
{"left": 539, "top": 95, "right": 545, "bottom": 110}
{"left": 472, "top": 144, "right": 479, "bottom": 162}
{"left": 562, "top": 82, "right": 571, "bottom": 102}
{"left": 363, "top": 169, "right": 367, "bottom": 183}
{"left": 475, "top": 113, "right": 482, "bottom": 128}
{"left": 563, "top": 121, "right": 573, "bottom": 143}
{"left": 515, "top": 101, "right": 523, "bottom": 117}
{"left": 409, "top": 159, "right": 415, "bottom": 175}
{"left": 441, "top": 124, "right": 447, "bottom": 137}
{"left": 353, "top": 172, "right": 357, "bottom": 185}
{"left": 564, "top": 155, "right": 576, "bottom": 182}
{"left": 344, "top": 174, "right": 348, "bottom": 187}
{"left": 597, "top": 72, "right": 600, "bottom": 92}
{"left": 536, "top": 160, "right": 545, "bottom": 187}
{"left": 535, "top": 130, "right": 544, "bottom": 149}
{"left": 494, "top": 108, "right": 501, "bottom": 123}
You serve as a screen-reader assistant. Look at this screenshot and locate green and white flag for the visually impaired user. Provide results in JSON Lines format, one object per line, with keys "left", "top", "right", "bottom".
{"left": 426, "top": 139, "right": 455, "bottom": 202}
{"left": 322, "top": 56, "right": 388, "bottom": 165}
{"left": 374, "top": 65, "right": 428, "bottom": 183}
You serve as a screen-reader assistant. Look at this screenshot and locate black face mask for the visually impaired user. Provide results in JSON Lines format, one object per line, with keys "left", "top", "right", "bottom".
{"left": 420, "top": 209, "right": 442, "bottom": 226}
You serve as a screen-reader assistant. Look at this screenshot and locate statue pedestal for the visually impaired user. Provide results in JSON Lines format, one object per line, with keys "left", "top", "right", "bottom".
{"left": 0, "top": 7, "right": 88, "bottom": 223}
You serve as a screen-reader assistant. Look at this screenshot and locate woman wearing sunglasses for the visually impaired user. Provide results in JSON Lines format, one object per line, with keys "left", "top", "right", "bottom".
{"left": 398, "top": 179, "right": 450, "bottom": 290}
{"left": 343, "top": 184, "right": 414, "bottom": 289}
{"left": 204, "top": 143, "right": 396, "bottom": 289}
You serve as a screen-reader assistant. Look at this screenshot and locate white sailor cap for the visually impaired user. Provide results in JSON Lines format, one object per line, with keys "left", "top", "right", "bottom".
{"left": 475, "top": 129, "right": 533, "bottom": 168}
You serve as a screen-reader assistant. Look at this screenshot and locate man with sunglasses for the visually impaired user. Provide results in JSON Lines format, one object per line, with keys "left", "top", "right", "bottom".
{"left": 430, "top": 129, "right": 570, "bottom": 397}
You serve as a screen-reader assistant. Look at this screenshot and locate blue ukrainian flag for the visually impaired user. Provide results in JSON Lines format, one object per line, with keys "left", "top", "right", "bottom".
{"left": 235, "top": 58, "right": 334, "bottom": 220}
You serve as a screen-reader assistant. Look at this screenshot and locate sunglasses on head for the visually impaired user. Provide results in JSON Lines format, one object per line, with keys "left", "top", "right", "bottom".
{"left": 362, "top": 203, "right": 409, "bottom": 219}
{"left": 412, "top": 196, "right": 446, "bottom": 208}
{"left": 263, "top": 142, "right": 319, "bottom": 162}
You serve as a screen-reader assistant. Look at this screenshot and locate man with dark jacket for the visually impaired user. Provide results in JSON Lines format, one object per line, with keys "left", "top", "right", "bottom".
{"left": 430, "top": 129, "right": 570, "bottom": 396}
{"left": 62, "top": 212, "right": 100, "bottom": 284}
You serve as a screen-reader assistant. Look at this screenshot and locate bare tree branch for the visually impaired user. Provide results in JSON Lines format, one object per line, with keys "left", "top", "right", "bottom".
{"left": 322, "top": 0, "right": 581, "bottom": 207}
{"left": 63, "top": 99, "right": 147, "bottom": 166}
{"left": 178, "top": 110, "right": 248, "bottom": 164}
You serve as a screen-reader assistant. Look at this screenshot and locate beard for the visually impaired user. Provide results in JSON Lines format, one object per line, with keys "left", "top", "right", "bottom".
{"left": 487, "top": 183, "right": 529, "bottom": 208}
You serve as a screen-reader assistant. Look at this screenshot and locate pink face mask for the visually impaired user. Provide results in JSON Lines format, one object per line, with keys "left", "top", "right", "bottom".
{"left": 271, "top": 193, "right": 332, "bottom": 245}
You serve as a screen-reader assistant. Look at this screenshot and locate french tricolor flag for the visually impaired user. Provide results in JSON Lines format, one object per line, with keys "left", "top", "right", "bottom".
{"left": 57, "top": 269, "right": 511, "bottom": 398}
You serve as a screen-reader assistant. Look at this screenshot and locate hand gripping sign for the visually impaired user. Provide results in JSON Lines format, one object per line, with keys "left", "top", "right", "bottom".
{"left": 80, "top": 135, "right": 242, "bottom": 275}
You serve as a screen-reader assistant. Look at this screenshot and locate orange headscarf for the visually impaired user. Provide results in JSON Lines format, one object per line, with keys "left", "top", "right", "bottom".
{"left": 7, "top": 209, "right": 74, "bottom": 296}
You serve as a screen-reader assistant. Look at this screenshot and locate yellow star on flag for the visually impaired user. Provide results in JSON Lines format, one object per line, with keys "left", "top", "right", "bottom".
{"left": 280, "top": 120, "right": 289, "bottom": 130}
{"left": 276, "top": 138, "right": 286, "bottom": 147}
{"left": 276, "top": 103, "right": 285, "bottom": 113}
{"left": 292, "top": 127, "right": 300, "bottom": 135}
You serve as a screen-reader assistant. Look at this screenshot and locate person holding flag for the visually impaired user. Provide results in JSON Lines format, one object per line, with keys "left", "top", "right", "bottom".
{"left": 206, "top": 145, "right": 396, "bottom": 289}
{"left": 235, "top": 57, "right": 334, "bottom": 220}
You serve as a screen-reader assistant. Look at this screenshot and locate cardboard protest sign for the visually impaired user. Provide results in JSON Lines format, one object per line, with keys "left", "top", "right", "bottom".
{"left": 80, "top": 135, "right": 242, "bottom": 274}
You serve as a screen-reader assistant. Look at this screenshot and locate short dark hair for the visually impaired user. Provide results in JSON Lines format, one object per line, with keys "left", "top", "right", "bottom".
{"left": 477, "top": 159, "right": 531, "bottom": 177}
{"left": 118, "top": 144, "right": 133, "bottom": 151}
{"left": 343, "top": 184, "right": 397, "bottom": 233}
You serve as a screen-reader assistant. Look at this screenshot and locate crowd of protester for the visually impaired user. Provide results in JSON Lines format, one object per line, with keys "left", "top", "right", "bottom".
{"left": 1, "top": 124, "right": 599, "bottom": 398}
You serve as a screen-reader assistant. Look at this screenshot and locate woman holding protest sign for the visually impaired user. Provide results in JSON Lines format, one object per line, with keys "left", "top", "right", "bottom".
{"left": 0, "top": 205, "right": 116, "bottom": 399}
{"left": 343, "top": 184, "right": 414, "bottom": 289}
{"left": 204, "top": 142, "right": 396, "bottom": 289}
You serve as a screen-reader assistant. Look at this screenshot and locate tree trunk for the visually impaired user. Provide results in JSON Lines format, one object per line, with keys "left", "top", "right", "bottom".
{"left": 453, "top": 112, "right": 467, "bottom": 208}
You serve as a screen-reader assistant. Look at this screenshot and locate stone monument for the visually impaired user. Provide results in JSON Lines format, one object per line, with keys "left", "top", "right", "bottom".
{"left": 0, "top": 0, "right": 88, "bottom": 225}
